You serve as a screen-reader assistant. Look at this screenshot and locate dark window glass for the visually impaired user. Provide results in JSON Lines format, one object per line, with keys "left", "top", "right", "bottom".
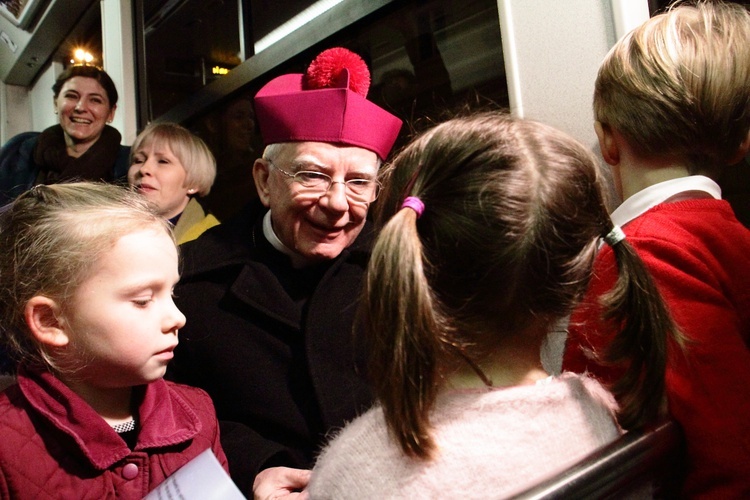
{"left": 140, "top": 0, "right": 244, "bottom": 118}
{"left": 350, "top": 0, "right": 508, "bottom": 148}
{"left": 250, "top": 0, "right": 319, "bottom": 44}
{"left": 188, "top": 91, "right": 261, "bottom": 221}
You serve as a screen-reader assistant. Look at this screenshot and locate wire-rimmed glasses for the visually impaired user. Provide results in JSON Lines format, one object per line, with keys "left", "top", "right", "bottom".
{"left": 267, "top": 159, "right": 381, "bottom": 203}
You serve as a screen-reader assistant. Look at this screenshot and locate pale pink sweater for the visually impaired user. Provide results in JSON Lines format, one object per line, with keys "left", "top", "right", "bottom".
{"left": 309, "top": 373, "right": 621, "bottom": 499}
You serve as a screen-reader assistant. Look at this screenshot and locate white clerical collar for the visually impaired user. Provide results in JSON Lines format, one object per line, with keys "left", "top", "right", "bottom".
{"left": 611, "top": 175, "right": 721, "bottom": 227}
{"left": 262, "top": 211, "right": 314, "bottom": 268}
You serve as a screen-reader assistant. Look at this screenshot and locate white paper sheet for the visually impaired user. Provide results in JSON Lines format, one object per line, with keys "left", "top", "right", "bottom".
{"left": 144, "top": 448, "right": 246, "bottom": 500}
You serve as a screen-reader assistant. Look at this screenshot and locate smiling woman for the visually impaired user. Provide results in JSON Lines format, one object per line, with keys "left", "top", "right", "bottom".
{"left": 0, "top": 65, "right": 131, "bottom": 206}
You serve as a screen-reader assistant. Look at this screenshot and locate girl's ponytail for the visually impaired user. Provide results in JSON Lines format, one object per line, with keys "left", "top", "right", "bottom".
{"left": 363, "top": 202, "right": 444, "bottom": 459}
{"left": 599, "top": 227, "right": 681, "bottom": 429}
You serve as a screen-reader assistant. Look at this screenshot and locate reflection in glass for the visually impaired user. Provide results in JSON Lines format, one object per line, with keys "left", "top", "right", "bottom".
{"left": 142, "top": 0, "right": 243, "bottom": 118}
{"left": 191, "top": 92, "right": 263, "bottom": 221}
{"left": 350, "top": 0, "right": 507, "bottom": 148}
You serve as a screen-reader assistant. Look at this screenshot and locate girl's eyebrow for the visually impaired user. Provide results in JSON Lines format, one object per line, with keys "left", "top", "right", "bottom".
{"left": 118, "top": 280, "right": 162, "bottom": 295}
{"left": 118, "top": 276, "right": 180, "bottom": 296}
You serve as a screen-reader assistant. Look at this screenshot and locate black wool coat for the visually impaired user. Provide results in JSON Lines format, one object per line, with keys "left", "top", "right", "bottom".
{"left": 168, "top": 202, "right": 374, "bottom": 495}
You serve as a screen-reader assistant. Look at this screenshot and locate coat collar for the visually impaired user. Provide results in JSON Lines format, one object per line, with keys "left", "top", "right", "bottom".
{"left": 179, "top": 200, "right": 375, "bottom": 279}
{"left": 17, "top": 367, "right": 202, "bottom": 470}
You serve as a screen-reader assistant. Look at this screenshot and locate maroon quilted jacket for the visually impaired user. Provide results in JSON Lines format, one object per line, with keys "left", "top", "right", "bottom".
{"left": 0, "top": 367, "right": 229, "bottom": 499}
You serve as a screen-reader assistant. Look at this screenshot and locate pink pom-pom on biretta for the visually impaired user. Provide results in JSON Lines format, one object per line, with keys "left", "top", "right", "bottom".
{"left": 305, "top": 47, "right": 371, "bottom": 97}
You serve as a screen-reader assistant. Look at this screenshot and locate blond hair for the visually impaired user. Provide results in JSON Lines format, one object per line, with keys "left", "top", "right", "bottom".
{"left": 0, "top": 182, "right": 173, "bottom": 371}
{"left": 131, "top": 122, "right": 217, "bottom": 195}
{"left": 594, "top": 1, "right": 750, "bottom": 173}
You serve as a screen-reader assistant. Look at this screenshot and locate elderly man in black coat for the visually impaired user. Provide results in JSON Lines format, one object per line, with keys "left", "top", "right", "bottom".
{"left": 168, "top": 47, "right": 402, "bottom": 497}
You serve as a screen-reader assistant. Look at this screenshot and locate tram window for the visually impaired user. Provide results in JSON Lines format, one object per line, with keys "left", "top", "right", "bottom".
{"left": 342, "top": 0, "right": 508, "bottom": 148}
{"left": 138, "top": 0, "right": 245, "bottom": 118}
{"left": 138, "top": 0, "right": 356, "bottom": 120}
{"left": 139, "top": 0, "right": 507, "bottom": 128}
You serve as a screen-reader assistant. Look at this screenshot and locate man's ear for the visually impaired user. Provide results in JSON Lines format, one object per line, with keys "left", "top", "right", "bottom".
{"left": 24, "top": 296, "right": 70, "bottom": 348}
{"left": 594, "top": 121, "right": 620, "bottom": 166}
{"left": 252, "top": 158, "right": 272, "bottom": 208}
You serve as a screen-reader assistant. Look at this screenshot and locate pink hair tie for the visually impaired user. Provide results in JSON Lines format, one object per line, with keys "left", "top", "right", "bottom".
{"left": 401, "top": 196, "right": 425, "bottom": 218}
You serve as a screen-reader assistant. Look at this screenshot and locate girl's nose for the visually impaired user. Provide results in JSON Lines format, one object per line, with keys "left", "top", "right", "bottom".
{"left": 165, "top": 298, "right": 187, "bottom": 334}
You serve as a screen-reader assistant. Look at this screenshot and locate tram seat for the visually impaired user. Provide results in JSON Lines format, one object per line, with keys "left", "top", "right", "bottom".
{"left": 509, "top": 419, "right": 684, "bottom": 499}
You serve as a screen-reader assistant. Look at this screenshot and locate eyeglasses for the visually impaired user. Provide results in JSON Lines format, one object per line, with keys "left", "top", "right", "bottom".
{"left": 267, "top": 159, "right": 381, "bottom": 203}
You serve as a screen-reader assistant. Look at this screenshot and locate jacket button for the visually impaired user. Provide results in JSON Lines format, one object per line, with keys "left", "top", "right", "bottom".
{"left": 123, "top": 463, "right": 139, "bottom": 480}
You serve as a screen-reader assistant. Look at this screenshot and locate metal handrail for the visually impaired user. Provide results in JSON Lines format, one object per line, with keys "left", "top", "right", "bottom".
{"left": 508, "top": 420, "right": 684, "bottom": 499}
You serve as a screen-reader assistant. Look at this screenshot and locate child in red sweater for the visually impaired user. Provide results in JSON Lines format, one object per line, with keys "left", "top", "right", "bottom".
{"left": 563, "top": 2, "right": 750, "bottom": 497}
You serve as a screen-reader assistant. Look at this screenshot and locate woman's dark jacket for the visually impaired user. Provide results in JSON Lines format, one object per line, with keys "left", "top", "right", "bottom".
{"left": 0, "top": 126, "right": 130, "bottom": 205}
{"left": 167, "top": 202, "right": 374, "bottom": 495}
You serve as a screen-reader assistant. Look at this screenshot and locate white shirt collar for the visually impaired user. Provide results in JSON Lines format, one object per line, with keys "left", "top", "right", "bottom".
{"left": 262, "top": 211, "right": 313, "bottom": 268}
{"left": 610, "top": 175, "right": 721, "bottom": 227}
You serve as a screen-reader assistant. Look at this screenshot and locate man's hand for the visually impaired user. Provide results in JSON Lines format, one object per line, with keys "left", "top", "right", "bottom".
{"left": 253, "top": 466, "right": 311, "bottom": 500}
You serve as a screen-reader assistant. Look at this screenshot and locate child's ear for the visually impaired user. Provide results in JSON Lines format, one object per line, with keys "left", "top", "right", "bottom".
{"left": 594, "top": 121, "right": 620, "bottom": 166}
{"left": 24, "top": 296, "right": 70, "bottom": 348}
{"left": 728, "top": 130, "right": 750, "bottom": 165}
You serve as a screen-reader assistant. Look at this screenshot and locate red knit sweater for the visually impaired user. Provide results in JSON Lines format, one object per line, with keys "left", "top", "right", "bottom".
{"left": 563, "top": 199, "right": 750, "bottom": 499}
